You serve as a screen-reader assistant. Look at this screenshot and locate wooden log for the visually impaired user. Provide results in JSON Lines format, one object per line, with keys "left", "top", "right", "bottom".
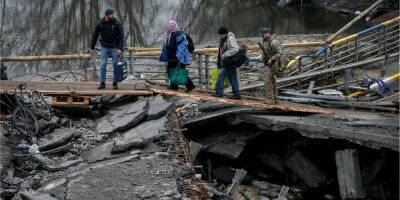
{"left": 335, "top": 149, "right": 366, "bottom": 200}
{"left": 284, "top": 149, "right": 327, "bottom": 188}
{"left": 150, "top": 87, "right": 334, "bottom": 114}
{"left": 326, "top": 0, "right": 385, "bottom": 43}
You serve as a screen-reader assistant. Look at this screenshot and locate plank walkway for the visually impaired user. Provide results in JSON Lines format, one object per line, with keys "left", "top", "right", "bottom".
{"left": 0, "top": 80, "right": 332, "bottom": 114}
{"left": 0, "top": 80, "right": 153, "bottom": 96}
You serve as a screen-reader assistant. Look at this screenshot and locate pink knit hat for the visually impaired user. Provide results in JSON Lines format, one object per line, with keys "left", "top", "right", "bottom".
{"left": 167, "top": 19, "right": 179, "bottom": 34}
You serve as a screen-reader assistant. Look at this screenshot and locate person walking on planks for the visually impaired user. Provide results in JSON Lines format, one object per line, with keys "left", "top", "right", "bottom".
{"left": 159, "top": 19, "right": 195, "bottom": 92}
{"left": 90, "top": 8, "right": 124, "bottom": 90}
{"left": 260, "top": 27, "right": 282, "bottom": 104}
{"left": 215, "top": 27, "right": 241, "bottom": 100}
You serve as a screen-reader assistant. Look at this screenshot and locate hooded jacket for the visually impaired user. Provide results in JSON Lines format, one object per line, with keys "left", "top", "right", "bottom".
{"left": 159, "top": 32, "right": 191, "bottom": 65}
{"left": 219, "top": 32, "right": 240, "bottom": 58}
{"left": 90, "top": 17, "right": 124, "bottom": 51}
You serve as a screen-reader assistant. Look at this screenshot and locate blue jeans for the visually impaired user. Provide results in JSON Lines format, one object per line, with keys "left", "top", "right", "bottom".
{"left": 216, "top": 67, "right": 240, "bottom": 97}
{"left": 99, "top": 46, "right": 118, "bottom": 83}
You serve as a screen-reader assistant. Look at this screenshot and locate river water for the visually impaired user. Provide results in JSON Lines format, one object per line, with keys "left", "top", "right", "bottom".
{"left": 0, "top": 0, "right": 363, "bottom": 77}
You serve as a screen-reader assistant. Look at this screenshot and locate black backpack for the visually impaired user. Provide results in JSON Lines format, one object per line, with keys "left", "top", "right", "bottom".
{"left": 176, "top": 33, "right": 195, "bottom": 53}
{"left": 184, "top": 34, "right": 195, "bottom": 53}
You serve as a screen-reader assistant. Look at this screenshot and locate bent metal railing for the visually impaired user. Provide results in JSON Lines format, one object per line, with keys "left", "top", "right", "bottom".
{"left": 283, "top": 17, "right": 400, "bottom": 86}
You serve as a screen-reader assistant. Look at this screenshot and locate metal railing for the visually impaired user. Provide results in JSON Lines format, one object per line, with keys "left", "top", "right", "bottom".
{"left": 286, "top": 17, "right": 399, "bottom": 80}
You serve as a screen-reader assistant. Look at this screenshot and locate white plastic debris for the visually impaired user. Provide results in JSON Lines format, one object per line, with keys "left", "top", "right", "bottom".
{"left": 29, "top": 144, "right": 40, "bottom": 154}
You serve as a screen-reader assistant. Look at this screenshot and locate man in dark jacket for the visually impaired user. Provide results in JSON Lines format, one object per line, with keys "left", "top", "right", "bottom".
{"left": 90, "top": 8, "right": 124, "bottom": 89}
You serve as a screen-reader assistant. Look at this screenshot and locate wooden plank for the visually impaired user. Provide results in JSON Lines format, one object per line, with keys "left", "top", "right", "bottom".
{"left": 151, "top": 87, "right": 333, "bottom": 114}
{"left": 0, "top": 80, "right": 153, "bottom": 96}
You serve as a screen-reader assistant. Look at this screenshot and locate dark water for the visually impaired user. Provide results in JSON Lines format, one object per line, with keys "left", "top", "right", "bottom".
{"left": 0, "top": 0, "right": 363, "bottom": 77}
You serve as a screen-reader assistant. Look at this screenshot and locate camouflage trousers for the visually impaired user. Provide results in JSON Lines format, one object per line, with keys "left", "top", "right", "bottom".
{"left": 264, "top": 66, "right": 278, "bottom": 104}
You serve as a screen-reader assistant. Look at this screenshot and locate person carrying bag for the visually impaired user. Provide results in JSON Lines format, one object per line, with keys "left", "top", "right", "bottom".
{"left": 159, "top": 19, "right": 195, "bottom": 93}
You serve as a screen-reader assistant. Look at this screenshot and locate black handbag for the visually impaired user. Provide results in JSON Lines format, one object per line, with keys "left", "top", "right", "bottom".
{"left": 222, "top": 49, "right": 248, "bottom": 69}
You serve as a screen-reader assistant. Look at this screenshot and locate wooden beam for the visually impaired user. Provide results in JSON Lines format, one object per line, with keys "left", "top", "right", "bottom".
{"left": 151, "top": 87, "right": 333, "bottom": 114}
{"left": 0, "top": 80, "right": 152, "bottom": 96}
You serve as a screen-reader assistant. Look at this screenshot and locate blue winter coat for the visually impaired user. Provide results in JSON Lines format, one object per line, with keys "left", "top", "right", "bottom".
{"left": 160, "top": 33, "right": 190, "bottom": 65}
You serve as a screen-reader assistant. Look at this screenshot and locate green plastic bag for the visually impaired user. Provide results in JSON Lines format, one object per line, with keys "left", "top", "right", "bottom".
{"left": 211, "top": 67, "right": 230, "bottom": 90}
{"left": 169, "top": 66, "right": 188, "bottom": 85}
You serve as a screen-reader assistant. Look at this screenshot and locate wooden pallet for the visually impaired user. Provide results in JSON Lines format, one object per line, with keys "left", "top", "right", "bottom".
{"left": 51, "top": 96, "right": 91, "bottom": 108}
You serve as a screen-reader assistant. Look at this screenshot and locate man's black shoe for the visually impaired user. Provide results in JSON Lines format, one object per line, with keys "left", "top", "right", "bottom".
{"left": 212, "top": 93, "right": 223, "bottom": 98}
{"left": 229, "top": 96, "right": 241, "bottom": 100}
{"left": 98, "top": 82, "right": 105, "bottom": 89}
{"left": 113, "top": 83, "right": 118, "bottom": 90}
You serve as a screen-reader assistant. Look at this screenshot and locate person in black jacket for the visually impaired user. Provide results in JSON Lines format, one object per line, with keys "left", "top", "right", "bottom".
{"left": 90, "top": 8, "right": 124, "bottom": 90}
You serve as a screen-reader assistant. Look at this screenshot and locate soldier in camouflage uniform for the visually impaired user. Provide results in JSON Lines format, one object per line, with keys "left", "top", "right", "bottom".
{"left": 260, "top": 27, "right": 282, "bottom": 104}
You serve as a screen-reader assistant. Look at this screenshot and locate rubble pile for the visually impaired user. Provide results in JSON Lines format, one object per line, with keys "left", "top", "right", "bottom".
{"left": 181, "top": 101, "right": 399, "bottom": 200}
{"left": 0, "top": 95, "right": 207, "bottom": 200}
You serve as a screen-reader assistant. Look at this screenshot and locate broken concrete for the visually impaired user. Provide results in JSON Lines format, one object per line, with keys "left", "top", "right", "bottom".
{"left": 190, "top": 141, "right": 202, "bottom": 161}
{"left": 192, "top": 130, "right": 262, "bottom": 159}
{"left": 41, "top": 142, "right": 72, "bottom": 155}
{"left": 112, "top": 137, "right": 144, "bottom": 154}
{"left": 19, "top": 190, "right": 58, "bottom": 200}
{"left": 111, "top": 116, "right": 167, "bottom": 154}
{"left": 0, "top": 127, "right": 11, "bottom": 179}
{"left": 258, "top": 152, "right": 287, "bottom": 175}
{"left": 38, "top": 128, "right": 82, "bottom": 151}
{"left": 146, "top": 95, "right": 174, "bottom": 120}
{"left": 234, "top": 110, "right": 400, "bottom": 151}
{"left": 212, "top": 167, "right": 236, "bottom": 183}
{"left": 96, "top": 100, "right": 148, "bottom": 135}
{"left": 33, "top": 154, "right": 82, "bottom": 172}
{"left": 64, "top": 155, "right": 180, "bottom": 200}
{"left": 81, "top": 141, "right": 115, "bottom": 162}
{"left": 284, "top": 150, "right": 327, "bottom": 188}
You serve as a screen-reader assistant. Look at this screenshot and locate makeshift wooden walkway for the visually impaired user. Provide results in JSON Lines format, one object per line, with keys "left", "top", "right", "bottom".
{"left": 0, "top": 80, "right": 332, "bottom": 114}
{"left": 0, "top": 80, "right": 153, "bottom": 96}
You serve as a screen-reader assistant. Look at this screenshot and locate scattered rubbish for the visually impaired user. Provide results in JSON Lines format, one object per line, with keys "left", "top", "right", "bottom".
{"left": 17, "top": 144, "right": 30, "bottom": 151}
{"left": 28, "top": 144, "right": 40, "bottom": 154}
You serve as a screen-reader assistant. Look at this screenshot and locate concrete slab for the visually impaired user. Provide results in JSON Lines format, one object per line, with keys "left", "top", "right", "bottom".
{"left": 234, "top": 110, "right": 399, "bottom": 151}
{"left": 96, "top": 100, "right": 148, "bottom": 135}
{"left": 38, "top": 128, "right": 82, "bottom": 151}
{"left": 146, "top": 95, "right": 174, "bottom": 120}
